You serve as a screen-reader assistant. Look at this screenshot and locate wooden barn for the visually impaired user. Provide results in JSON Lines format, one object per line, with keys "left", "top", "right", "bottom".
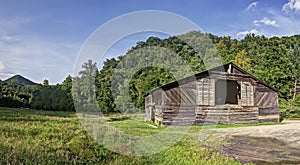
{"left": 145, "top": 63, "right": 280, "bottom": 126}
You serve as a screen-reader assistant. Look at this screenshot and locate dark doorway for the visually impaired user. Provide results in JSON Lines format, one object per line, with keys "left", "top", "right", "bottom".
{"left": 215, "top": 80, "right": 240, "bottom": 105}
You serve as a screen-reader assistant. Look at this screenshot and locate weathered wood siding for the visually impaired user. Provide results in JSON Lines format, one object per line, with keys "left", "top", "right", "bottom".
{"left": 197, "top": 78, "right": 215, "bottom": 106}
{"left": 145, "top": 94, "right": 154, "bottom": 122}
{"left": 241, "top": 82, "right": 254, "bottom": 106}
{"left": 161, "top": 105, "right": 196, "bottom": 126}
{"left": 146, "top": 63, "right": 280, "bottom": 125}
{"left": 145, "top": 89, "right": 164, "bottom": 124}
{"left": 160, "top": 82, "right": 197, "bottom": 125}
{"left": 195, "top": 106, "right": 259, "bottom": 124}
{"left": 254, "top": 83, "right": 279, "bottom": 122}
{"left": 161, "top": 82, "right": 197, "bottom": 106}
{"left": 152, "top": 89, "right": 162, "bottom": 105}
{"left": 232, "top": 66, "right": 244, "bottom": 74}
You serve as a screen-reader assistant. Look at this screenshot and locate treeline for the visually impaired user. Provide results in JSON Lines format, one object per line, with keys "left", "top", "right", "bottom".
{"left": 90, "top": 31, "right": 300, "bottom": 117}
{"left": 1, "top": 31, "right": 300, "bottom": 117}
{"left": 0, "top": 75, "right": 74, "bottom": 111}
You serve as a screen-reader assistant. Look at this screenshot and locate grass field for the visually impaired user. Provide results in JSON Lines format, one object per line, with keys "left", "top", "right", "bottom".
{"left": 0, "top": 107, "right": 246, "bottom": 164}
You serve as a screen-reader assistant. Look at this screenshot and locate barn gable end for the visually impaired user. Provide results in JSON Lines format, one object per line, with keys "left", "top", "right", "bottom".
{"left": 145, "top": 63, "right": 280, "bottom": 126}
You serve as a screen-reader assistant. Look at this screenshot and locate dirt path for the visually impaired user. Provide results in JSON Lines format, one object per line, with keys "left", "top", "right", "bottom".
{"left": 213, "top": 120, "right": 300, "bottom": 164}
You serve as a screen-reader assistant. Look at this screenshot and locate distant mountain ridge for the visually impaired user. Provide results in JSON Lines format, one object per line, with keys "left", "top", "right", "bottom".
{"left": 1, "top": 75, "right": 37, "bottom": 86}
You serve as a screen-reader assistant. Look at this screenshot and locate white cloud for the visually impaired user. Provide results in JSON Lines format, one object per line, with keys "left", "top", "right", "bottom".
{"left": 253, "top": 17, "right": 279, "bottom": 27}
{"left": 247, "top": 1, "right": 259, "bottom": 11}
{"left": 0, "top": 17, "right": 80, "bottom": 84}
{"left": 282, "top": 0, "right": 300, "bottom": 14}
{"left": 253, "top": 21, "right": 261, "bottom": 26}
{"left": 237, "top": 29, "right": 258, "bottom": 38}
{"left": 268, "top": 8, "right": 300, "bottom": 36}
{"left": 0, "top": 35, "right": 79, "bottom": 83}
{"left": 0, "top": 34, "right": 19, "bottom": 42}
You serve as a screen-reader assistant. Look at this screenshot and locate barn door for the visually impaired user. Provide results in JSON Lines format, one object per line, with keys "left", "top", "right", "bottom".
{"left": 241, "top": 82, "right": 254, "bottom": 106}
{"left": 215, "top": 79, "right": 240, "bottom": 105}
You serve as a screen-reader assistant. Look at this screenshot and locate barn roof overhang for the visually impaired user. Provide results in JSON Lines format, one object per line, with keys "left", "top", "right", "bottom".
{"left": 146, "top": 62, "right": 280, "bottom": 96}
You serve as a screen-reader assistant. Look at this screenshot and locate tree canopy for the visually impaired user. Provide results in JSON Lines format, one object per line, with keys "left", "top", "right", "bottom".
{"left": 0, "top": 31, "right": 300, "bottom": 117}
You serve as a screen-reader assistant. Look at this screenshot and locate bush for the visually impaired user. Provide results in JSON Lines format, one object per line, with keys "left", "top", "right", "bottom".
{"left": 279, "top": 95, "right": 300, "bottom": 119}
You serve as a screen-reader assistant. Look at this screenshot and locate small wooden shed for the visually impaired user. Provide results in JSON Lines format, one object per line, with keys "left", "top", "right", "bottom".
{"left": 145, "top": 63, "right": 280, "bottom": 126}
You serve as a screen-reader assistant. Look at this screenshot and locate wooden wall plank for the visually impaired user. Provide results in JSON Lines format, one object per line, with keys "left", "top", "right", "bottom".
{"left": 197, "top": 78, "right": 215, "bottom": 106}
{"left": 148, "top": 68, "right": 279, "bottom": 126}
{"left": 241, "top": 82, "right": 254, "bottom": 106}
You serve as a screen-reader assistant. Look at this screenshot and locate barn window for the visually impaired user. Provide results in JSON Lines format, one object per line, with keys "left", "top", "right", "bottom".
{"left": 215, "top": 79, "right": 241, "bottom": 105}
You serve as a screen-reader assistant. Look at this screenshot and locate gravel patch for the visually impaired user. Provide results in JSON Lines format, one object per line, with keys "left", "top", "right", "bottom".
{"left": 213, "top": 120, "right": 300, "bottom": 164}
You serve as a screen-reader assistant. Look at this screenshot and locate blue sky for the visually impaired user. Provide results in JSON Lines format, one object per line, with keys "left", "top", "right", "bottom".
{"left": 0, "top": 0, "right": 300, "bottom": 84}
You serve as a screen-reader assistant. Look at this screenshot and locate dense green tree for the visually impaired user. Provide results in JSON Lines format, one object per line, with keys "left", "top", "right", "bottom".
{"left": 95, "top": 59, "right": 118, "bottom": 113}
{"left": 43, "top": 79, "right": 49, "bottom": 86}
{"left": 285, "top": 36, "right": 300, "bottom": 100}
{"left": 235, "top": 49, "right": 251, "bottom": 72}
{"left": 1, "top": 31, "right": 300, "bottom": 116}
{"left": 60, "top": 75, "right": 72, "bottom": 91}
{"left": 73, "top": 59, "right": 98, "bottom": 112}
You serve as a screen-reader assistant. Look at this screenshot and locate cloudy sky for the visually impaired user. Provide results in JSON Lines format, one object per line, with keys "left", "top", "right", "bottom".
{"left": 0, "top": 0, "right": 300, "bottom": 84}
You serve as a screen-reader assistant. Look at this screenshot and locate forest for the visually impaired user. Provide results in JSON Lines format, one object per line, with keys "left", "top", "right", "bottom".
{"left": 1, "top": 31, "right": 300, "bottom": 118}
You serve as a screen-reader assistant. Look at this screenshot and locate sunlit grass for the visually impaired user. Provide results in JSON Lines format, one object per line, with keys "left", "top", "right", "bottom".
{"left": 0, "top": 107, "right": 242, "bottom": 164}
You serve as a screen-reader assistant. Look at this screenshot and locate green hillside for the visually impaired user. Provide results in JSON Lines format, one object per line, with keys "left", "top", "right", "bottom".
{"left": 0, "top": 31, "right": 300, "bottom": 118}
{"left": 2, "top": 75, "right": 37, "bottom": 86}
{"left": 0, "top": 75, "right": 73, "bottom": 110}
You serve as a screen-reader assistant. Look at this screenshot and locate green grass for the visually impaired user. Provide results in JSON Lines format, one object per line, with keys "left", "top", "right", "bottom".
{"left": 0, "top": 107, "right": 243, "bottom": 164}
{"left": 108, "top": 120, "right": 165, "bottom": 136}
